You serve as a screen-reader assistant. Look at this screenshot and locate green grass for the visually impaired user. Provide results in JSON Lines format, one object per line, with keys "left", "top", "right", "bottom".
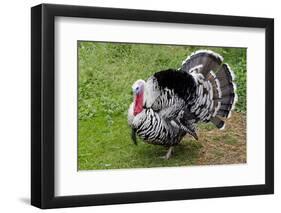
{"left": 78, "top": 41, "right": 247, "bottom": 170}
{"left": 79, "top": 119, "right": 202, "bottom": 170}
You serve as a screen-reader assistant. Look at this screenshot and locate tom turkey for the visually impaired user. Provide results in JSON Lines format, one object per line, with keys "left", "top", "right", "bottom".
{"left": 128, "top": 50, "right": 237, "bottom": 159}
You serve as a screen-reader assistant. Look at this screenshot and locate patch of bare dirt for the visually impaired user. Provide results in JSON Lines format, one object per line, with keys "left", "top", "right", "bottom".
{"left": 190, "top": 112, "right": 246, "bottom": 165}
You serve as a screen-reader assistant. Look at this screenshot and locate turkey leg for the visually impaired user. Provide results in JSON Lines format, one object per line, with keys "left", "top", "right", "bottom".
{"left": 165, "top": 146, "right": 174, "bottom": 160}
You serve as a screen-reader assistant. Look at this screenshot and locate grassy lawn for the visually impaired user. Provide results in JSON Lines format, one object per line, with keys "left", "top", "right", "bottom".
{"left": 78, "top": 42, "right": 247, "bottom": 170}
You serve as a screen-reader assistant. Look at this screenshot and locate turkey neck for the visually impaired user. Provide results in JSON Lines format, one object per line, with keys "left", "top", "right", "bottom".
{"left": 133, "top": 91, "right": 144, "bottom": 116}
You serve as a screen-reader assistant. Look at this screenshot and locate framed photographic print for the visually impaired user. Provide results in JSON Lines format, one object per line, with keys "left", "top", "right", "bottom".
{"left": 31, "top": 3, "right": 274, "bottom": 209}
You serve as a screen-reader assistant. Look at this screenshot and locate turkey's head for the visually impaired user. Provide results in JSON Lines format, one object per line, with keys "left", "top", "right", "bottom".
{"left": 132, "top": 79, "right": 145, "bottom": 116}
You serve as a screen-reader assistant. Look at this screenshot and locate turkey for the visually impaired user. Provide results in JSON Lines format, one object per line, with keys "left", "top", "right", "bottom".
{"left": 128, "top": 50, "right": 237, "bottom": 159}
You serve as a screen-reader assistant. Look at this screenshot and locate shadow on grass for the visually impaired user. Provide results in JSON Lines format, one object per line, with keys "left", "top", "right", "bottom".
{"left": 131, "top": 139, "right": 203, "bottom": 168}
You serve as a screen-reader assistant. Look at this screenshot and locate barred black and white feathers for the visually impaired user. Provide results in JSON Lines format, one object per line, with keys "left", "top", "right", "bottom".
{"left": 181, "top": 50, "right": 237, "bottom": 129}
{"left": 128, "top": 50, "right": 237, "bottom": 153}
{"left": 131, "top": 108, "right": 185, "bottom": 146}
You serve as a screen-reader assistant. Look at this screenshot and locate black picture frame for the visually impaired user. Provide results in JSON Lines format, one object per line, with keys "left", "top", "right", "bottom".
{"left": 31, "top": 3, "right": 274, "bottom": 209}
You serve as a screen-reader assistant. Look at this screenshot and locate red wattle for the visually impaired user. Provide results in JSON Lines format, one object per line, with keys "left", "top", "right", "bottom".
{"left": 133, "top": 92, "right": 144, "bottom": 116}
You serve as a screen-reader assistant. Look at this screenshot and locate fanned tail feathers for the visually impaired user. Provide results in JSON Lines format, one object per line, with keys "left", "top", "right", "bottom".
{"left": 181, "top": 50, "right": 238, "bottom": 129}
{"left": 181, "top": 50, "right": 223, "bottom": 77}
{"left": 214, "top": 64, "right": 237, "bottom": 118}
